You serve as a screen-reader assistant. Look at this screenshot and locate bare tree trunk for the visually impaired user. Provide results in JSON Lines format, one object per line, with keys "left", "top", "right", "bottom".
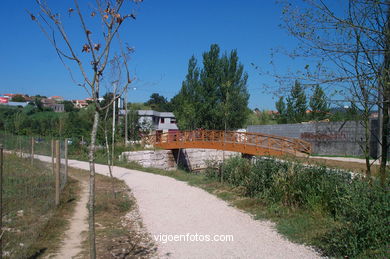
{"left": 88, "top": 109, "right": 99, "bottom": 259}
{"left": 104, "top": 132, "right": 116, "bottom": 198}
{"left": 112, "top": 96, "right": 116, "bottom": 170}
{"left": 103, "top": 108, "right": 116, "bottom": 199}
{"left": 124, "top": 89, "right": 128, "bottom": 147}
{"left": 363, "top": 117, "right": 371, "bottom": 180}
{"left": 380, "top": 2, "right": 390, "bottom": 185}
{"left": 380, "top": 91, "right": 389, "bottom": 185}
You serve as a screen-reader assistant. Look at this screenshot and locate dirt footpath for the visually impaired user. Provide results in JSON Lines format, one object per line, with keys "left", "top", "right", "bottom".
{"left": 53, "top": 177, "right": 88, "bottom": 259}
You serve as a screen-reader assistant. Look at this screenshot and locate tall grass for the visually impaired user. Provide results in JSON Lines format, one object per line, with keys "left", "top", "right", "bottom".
{"left": 206, "top": 156, "right": 390, "bottom": 257}
{"left": 3, "top": 154, "right": 56, "bottom": 258}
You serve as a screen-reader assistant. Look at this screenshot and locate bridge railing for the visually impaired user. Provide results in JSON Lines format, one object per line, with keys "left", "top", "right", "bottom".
{"left": 153, "top": 130, "right": 311, "bottom": 155}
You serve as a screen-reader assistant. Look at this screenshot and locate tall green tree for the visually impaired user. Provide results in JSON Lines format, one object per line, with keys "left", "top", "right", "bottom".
{"left": 173, "top": 44, "right": 250, "bottom": 130}
{"left": 62, "top": 100, "right": 76, "bottom": 113}
{"left": 291, "top": 81, "right": 307, "bottom": 122}
{"left": 145, "top": 93, "right": 171, "bottom": 112}
{"left": 11, "top": 95, "right": 26, "bottom": 102}
{"left": 284, "top": 81, "right": 307, "bottom": 123}
{"left": 171, "top": 55, "right": 200, "bottom": 129}
{"left": 275, "top": 96, "right": 287, "bottom": 123}
{"left": 309, "top": 85, "right": 329, "bottom": 120}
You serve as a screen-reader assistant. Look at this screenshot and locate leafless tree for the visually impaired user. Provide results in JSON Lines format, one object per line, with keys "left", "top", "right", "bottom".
{"left": 101, "top": 103, "right": 116, "bottom": 198}
{"left": 270, "top": 0, "right": 389, "bottom": 183}
{"left": 29, "top": 0, "right": 142, "bottom": 257}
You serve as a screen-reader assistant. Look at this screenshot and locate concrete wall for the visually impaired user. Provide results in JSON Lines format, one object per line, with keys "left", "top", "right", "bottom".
{"left": 248, "top": 121, "right": 367, "bottom": 156}
{"left": 120, "top": 148, "right": 239, "bottom": 171}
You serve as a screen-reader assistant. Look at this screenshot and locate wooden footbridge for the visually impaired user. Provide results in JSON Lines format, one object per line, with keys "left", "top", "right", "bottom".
{"left": 153, "top": 130, "right": 311, "bottom": 157}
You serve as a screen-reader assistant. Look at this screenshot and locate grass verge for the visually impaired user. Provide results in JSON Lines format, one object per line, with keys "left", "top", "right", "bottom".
{"left": 72, "top": 168, "right": 156, "bottom": 258}
{"left": 2, "top": 154, "right": 80, "bottom": 258}
{"left": 30, "top": 174, "right": 80, "bottom": 258}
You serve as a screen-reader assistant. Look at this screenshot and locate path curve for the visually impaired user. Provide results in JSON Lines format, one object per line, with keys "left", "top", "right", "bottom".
{"left": 36, "top": 155, "right": 321, "bottom": 258}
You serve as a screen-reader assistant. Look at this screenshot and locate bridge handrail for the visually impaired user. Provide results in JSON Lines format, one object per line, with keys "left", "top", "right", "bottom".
{"left": 152, "top": 130, "right": 311, "bottom": 155}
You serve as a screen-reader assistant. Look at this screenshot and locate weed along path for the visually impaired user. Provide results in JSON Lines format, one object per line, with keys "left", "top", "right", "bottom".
{"left": 35, "top": 155, "right": 321, "bottom": 258}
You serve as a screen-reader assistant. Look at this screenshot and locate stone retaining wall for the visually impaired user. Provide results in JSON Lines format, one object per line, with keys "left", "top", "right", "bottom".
{"left": 120, "top": 150, "right": 176, "bottom": 170}
{"left": 120, "top": 149, "right": 239, "bottom": 171}
{"left": 184, "top": 148, "right": 238, "bottom": 170}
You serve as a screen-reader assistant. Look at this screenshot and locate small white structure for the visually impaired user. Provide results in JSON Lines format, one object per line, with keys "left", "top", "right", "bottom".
{"left": 137, "top": 110, "right": 178, "bottom": 133}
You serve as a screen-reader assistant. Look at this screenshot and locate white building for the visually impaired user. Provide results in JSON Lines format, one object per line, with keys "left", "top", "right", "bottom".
{"left": 137, "top": 110, "right": 178, "bottom": 133}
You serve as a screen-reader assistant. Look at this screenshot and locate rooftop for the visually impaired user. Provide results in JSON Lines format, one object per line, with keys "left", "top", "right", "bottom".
{"left": 137, "top": 110, "right": 175, "bottom": 118}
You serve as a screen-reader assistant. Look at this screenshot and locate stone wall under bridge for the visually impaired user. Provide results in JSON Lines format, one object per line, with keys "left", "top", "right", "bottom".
{"left": 120, "top": 148, "right": 239, "bottom": 171}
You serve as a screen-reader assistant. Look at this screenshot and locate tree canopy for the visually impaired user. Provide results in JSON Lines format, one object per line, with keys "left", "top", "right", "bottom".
{"left": 172, "top": 44, "right": 250, "bottom": 130}
{"left": 309, "top": 85, "right": 329, "bottom": 120}
{"left": 145, "top": 93, "right": 172, "bottom": 112}
{"left": 11, "top": 95, "right": 26, "bottom": 102}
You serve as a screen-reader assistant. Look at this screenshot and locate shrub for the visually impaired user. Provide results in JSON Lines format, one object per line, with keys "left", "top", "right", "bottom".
{"left": 205, "top": 156, "right": 390, "bottom": 257}
{"left": 319, "top": 180, "right": 390, "bottom": 257}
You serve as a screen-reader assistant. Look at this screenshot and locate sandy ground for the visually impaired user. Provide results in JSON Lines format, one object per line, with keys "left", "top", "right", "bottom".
{"left": 53, "top": 179, "right": 89, "bottom": 259}
{"left": 35, "top": 155, "right": 321, "bottom": 259}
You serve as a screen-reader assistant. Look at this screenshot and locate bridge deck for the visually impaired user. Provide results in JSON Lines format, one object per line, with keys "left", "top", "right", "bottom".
{"left": 153, "top": 130, "right": 311, "bottom": 157}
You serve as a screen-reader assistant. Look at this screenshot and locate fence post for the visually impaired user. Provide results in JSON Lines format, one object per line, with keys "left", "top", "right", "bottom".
{"left": 0, "top": 144, "right": 3, "bottom": 258}
{"left": 31, "top": 137, "right": 34, "bottom": 166}
{"left": 64, "top": 139, "right": 68, "bottom": 185}
{"left": 51, "top": 139, "right": 55, "bottom": 175}
{"left": 55, "top": 140, "right": 60, "bottom": 206}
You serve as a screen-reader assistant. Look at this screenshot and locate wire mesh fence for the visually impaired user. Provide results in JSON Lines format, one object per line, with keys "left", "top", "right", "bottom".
{"left": 0, "top": 132, "right": 69, "bottom": 258}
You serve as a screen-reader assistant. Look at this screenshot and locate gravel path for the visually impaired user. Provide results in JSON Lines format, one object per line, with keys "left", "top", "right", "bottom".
{"left": 36, "top": 155, "right": 321, "bottom": 258}
{"left": 310, "top": 155, "right": 381, "bottom": 165}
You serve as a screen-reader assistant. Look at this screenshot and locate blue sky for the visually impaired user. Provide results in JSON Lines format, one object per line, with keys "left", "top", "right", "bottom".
{"left": 0, "top": 0, "right": 307, "bottom": 110}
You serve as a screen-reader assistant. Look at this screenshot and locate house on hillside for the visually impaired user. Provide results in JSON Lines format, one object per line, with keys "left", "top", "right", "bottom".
{"left": 0, "top": 97, "right": 9, "bottom": 104}
{"left": 72, "top": 99, "right": 89, "bottom": 109}
{"left": 137, "top": 110, "right": 178, "bottom": 133}
{"left": 49, "top": 96, "right": 64, "bottom": 102}
{"left": 41, "top": 98, "right": 64, "bottom": 112}
{"left": 2, "top": 93, "right": 31, "bottom": 102}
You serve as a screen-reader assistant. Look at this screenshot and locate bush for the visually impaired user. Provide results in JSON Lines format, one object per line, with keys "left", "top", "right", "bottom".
{"left": 319, "top": 180, "right": 390, "bottom": 257}
{"left": 205, "top": 156, "right": 390, "bottom": 257}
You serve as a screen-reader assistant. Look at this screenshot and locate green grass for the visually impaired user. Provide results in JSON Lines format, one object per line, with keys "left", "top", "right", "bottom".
{"left": 2, "top": 154, "right": 80, "bottom": 258}
{"left": 29, "top": 175, "right": 80, "bottom": 257}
